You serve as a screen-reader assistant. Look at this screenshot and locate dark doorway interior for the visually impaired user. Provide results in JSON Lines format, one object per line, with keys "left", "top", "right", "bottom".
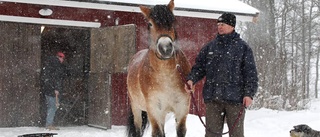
{"left": 40, "top": 26, "right": 90, "bottom": 126}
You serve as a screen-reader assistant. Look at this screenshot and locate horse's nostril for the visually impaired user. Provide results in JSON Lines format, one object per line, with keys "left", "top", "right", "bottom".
{"left": 158, "top": 43, "right": 173, "bottom": 54}
{"left": 164, "top": 43, "right": 172, "bottom": 50}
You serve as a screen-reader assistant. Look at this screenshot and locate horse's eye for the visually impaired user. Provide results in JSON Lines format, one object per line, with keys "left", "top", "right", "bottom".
{"left": 148, "top": 22, "right": 152, "bottom": 27}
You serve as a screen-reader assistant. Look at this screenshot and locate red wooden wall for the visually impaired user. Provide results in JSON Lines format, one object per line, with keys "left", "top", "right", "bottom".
{"left": 175, "top": 16, "right": 218, "bottom": 115}
{"left": 111, "top": 73, "right": 128, "bottom": 125}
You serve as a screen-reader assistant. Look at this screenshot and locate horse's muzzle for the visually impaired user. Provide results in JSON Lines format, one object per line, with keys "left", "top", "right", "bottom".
{"left": 156, "top": 37, "right": 174, "bottom": 59}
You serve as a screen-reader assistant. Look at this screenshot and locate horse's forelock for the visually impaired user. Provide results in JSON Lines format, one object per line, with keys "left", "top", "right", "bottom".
{"left": 150, "top": 5, "right": 175, "bottom": 30}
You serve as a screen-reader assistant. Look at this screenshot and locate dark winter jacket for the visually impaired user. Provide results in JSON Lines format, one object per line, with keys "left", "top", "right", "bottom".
{"left": 41, "top": 56, "right": 66, "bottom": 97}
{"left": 187, "top": 31, "right": 258, "bottom": 104}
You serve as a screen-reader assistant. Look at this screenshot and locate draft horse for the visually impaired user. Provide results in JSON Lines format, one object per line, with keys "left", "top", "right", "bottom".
{"left": 126, "top": 0, "right": 191, "bottom": 137}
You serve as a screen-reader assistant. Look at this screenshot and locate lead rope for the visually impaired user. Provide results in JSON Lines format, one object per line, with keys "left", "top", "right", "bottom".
{"left": 176, "top": 64, "right": 245, "bottom": 135}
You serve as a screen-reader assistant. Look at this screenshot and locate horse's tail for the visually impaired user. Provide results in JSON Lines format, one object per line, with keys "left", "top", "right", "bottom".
{"left": 127, "top": 107, "right": 148, "bottom": 137}
{"left": 140, "top": 111, "right": 148, "bottom": 135}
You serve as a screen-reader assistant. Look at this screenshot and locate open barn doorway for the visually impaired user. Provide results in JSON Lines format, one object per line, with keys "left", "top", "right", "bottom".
{"left": 40, "top": 26, "right": 90, "bottom": 126}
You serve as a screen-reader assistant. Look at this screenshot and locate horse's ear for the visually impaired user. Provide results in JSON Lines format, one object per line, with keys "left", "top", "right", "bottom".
{"left": 140, "top": 5, "right": 151, "bottom": 19}
{"left": 167, "top": 0, "right": 174, "bottom": 12}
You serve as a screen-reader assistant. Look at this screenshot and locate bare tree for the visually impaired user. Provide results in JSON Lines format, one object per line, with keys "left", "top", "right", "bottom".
{"left": 315, "top": 37, "right": 320, "bottom": 98}
{"left": 240, "top": 0, "right": 320, "bottom": 110}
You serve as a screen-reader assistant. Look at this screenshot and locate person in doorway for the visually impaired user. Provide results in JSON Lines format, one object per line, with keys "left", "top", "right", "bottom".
{"left": 184, "top": 13, "right": 258, "bottom": 137}
{"left": 41, "top": 51, "right": 67, "bottom": 130}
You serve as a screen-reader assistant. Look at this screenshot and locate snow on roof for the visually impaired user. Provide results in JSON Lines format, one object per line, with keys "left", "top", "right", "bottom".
{"left": 1, "top": 0, "right": 259, "bottom": 22}
{"left": 98, "top": 0, "right": 259, "bottom": 22}
{"left": 101, "top": 0, "right": 259, "bottom": 16}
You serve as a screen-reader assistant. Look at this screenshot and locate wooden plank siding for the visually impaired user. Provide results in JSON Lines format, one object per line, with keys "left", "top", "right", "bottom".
{"left": 0, "top": 22, "right": 41, "bottom": 127}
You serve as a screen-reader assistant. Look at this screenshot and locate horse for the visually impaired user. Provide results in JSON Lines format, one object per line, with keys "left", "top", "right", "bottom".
{"left": 126, "top": 0, "right": 191, "bottom": 137}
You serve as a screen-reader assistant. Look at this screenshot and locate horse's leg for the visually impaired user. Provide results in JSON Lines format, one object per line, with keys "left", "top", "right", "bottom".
{"left": 174, "top": 99, "right": 189, "bottom": 137}
{"left": 127, "top": 105, "right": 143, "bottom": 137}
{"left": 149, "top": 114, "right": 165, "bottom": 137}
{"left": 175, "top": 113, "right": 188, "bottom": 137}
{"left": 147, "top": 106, "right": 166, "bottom": 137}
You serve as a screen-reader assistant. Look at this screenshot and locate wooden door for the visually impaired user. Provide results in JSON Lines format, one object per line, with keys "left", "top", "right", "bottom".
{"left": 0, "top": 22, "right": 41, "bottom": 127}
{"left": 88, "top": 24, "right": 136, "bottom": 129}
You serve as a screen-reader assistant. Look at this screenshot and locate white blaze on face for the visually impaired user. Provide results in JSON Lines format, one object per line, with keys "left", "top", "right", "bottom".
{"left": 156, "top": 37, "right": 174, "bottom": 59}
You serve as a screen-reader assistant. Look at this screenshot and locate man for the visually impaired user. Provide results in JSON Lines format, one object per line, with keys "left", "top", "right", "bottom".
{"left": 185, "top": 13, "right": 258, "bottom": 137}
{"left": 41, "top": 51, "right": 67, "bottom": 130}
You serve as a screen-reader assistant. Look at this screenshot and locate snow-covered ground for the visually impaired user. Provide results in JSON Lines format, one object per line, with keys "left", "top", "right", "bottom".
{"left": 1, "top": 99, "right": 319, "bottom": 137}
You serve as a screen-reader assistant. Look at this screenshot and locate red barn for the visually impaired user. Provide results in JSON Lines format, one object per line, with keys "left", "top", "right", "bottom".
{"left": 0, "top": 0, "right": 259, "bottom": 129}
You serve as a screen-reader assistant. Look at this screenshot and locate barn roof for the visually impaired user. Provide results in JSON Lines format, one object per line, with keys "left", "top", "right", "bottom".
{"left": 98, "top": 0, "right": 259, "bottom": 22}
{"left": 0, "top": 0, "right": 259, "bottom": 27}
